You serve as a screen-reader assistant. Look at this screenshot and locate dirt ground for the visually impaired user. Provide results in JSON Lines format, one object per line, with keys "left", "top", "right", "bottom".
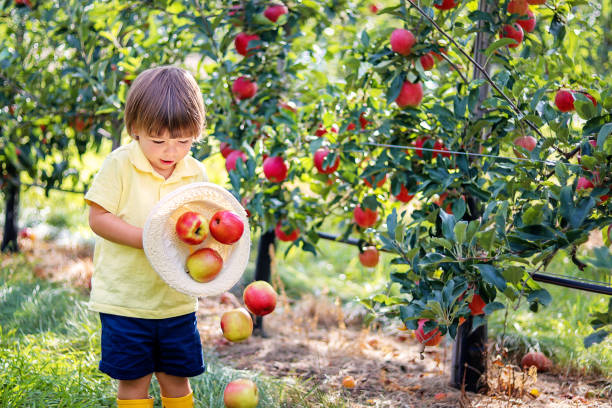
{"left": 16, "top": 240, "right": 612, "bottom": 407}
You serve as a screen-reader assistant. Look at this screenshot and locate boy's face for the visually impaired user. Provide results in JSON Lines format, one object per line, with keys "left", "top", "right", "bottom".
{"left": 135, "top": 129, "right": 194, "bottom": 177}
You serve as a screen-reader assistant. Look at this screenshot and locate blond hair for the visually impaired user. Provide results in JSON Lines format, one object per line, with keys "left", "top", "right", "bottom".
{"left": 124, "top": 66, "right": 205, "bottom": 140}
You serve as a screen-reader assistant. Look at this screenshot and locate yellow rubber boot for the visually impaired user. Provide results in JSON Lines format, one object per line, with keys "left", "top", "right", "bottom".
{"left": 161, "top": 392, "right": 194, "bottom": 408}
{"left": 116, "top": 397, "right": 154, "bottom": 407}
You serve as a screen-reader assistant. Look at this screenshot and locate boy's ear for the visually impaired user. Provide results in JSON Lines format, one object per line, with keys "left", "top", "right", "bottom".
{"left": 133, "top": 134, "right": 140, "bottom": 140}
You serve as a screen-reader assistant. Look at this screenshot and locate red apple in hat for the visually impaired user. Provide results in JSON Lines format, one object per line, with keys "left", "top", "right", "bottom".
{"left": 263, "top": 156, "right": 288, "bottom": 183}
{"left": 176, "top": 211, "right": 209, "bottom": 245}
{"left": 274, "top": 222, "right": 299, "bottom": 242}
{"left": 243, "top": 281, "right": 277, "bottom": 316}
{"left": 390, "top": 28, "right": 416, "bottom": 56}
{"left": 354, "top": 205, "right": 378, "bottom": 228}
{"left": 263, "top": 4, "right": 288, "bottom": 22}
{"left": 209, "top": 211, "right": 244, "bottom": 245}
{"left": 395, "top": 81, "right": 423, "bottom": 108}
{"left": 226, "top": 150, "right": 247, "bottom": 172}
{"left": 186, "top": 247, "right": 223, "bottom": 283}
{"left": 232, "top": 76, "right": 257, "bottom": 100}
{"left": 224, "top": 378, "right": 259, "bottom": 408}
{"left": 314, "top": 148, "right": 340, "bottom": 174}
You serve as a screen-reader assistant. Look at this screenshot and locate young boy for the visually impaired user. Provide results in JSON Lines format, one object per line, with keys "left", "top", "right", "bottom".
{"left": 85, "top": 66, "right": 208, "bottom": 408}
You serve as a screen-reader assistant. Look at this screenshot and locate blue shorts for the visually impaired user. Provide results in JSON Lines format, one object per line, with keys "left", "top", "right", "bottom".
{"left": 99, "top": 312, "right": 205, "bottom": 380}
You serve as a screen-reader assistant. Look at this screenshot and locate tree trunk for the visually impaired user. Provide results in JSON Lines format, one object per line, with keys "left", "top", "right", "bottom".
{"left": 450, "top": 0, "right": 498, "bottom": 393}
{"left": 1, "top": 178, "right": 20, "bottom": 253}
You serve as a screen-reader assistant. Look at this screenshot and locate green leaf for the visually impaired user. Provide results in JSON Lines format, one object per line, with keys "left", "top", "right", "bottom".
{"left": 476, "top": 228, "right": 496, "bottom": 252}
{"left": 502, "top": 266, "right": 525, "bottom": 284}
{"left": 527, "top": 289, "right": 552, "bottom": 306}
{"left": 483, "top": 302, "right": 505, "bottom": 315}
{"left": 584, "top": 330, "right": 611, "bottom": 348}
{"left": 386, "top": 73, "right": 404, "bottom": 105}
{"left": 484, "top": 38, "right": 517, "bottom": 58}
{"left": 474, "top": 264, "right": 507, "bottom": 291}
{"left": 440, "top": 210, "right": 456, "bottom": 241}
{"left": 597, "top": 123, "right": 612, "bottom": 148}
{"left": 454, "top": 221, "right": 468, "bottom": 245}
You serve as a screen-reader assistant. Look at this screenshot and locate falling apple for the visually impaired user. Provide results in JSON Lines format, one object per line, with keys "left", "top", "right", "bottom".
{"left": 209, "top": 211, "right": 244, "bottom": 245}
{"left": 176, "top": 211, "right": 209, "bottom": 245}
{"left": 186, "top": 247, "right": 223, "bottom": 283}
{"left": 359, "top": 246, "right": 379, "bottom": 268}
{"left": 243, "top": 281, "right": 277, "bottom": 316}
{"left": 223, "top": 378, "right": 259, "bottom": 408}
{"left": 220, "top": 308, "right": 253, "bottom": 342}
{"left": 263, "top": 156, "right": 288, "bottom": 183}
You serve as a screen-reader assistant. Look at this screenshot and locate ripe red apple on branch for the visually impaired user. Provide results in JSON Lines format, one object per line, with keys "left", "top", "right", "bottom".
{"left": 314, "top": 148, "right": 340, "bottom": 174}
{"left": 354, "top": 205, "right": 378, "bottom": 228}
{"left": 263, "top": 4, "right": 288, "bottom": 22}
{"left": 517, "top": 9, "right": 536, "bottom": 33}
{"left": 232, "top": 76, "right": 257, "bottom": 100}
{"left": 395, "top": 184, "right": 415, "bottom": 203}
{"left": 359, "top": 246, "right": 379, "bottom": 267}
{"left": 433, "top": 0, "right": 459, "bottom": 10}
{"left": 224, "top": 378, "right": 259, "bottom": 408}
{"left": 186, "top": 247, "right": 223, "bottom": 283}
{"left": 176, "top": 211, "right": 209, "bottom": 245}
{"left": 395, "top": 81, "right": 423, "bottom": 108}
{"left": 274, "top": 222, "right": 300, "bottom": 242}
{"left": 234, "top": 33, "right": 261, "bottom": 56}
{"left": 554, "top": 89, "right": 575, "bottom": 112}
{"left": 415, "top": 319, "right": 443, "bottom": 346}
{"left": 419, "top": 53, "right": 435, "bottom": 70}
{"left": 390, "top": 28, "right": 416, "bottom": 56}
{"left": 220, "top": 142, "right": 234, "bottom": 158}
{"left": 500, "top": 24, "right": 524, "bottom": 48}
{"left": 468, "top": 294, "right": 486, "bottom": 316}
{"left": 243, "top": 281, "right": 277, "bottom": 316}
{"left": 507, "top": 0, "right": 529, "bottom": 14}
{"left": 220, "top": 308, "right": 253, "bottom": 342}
{"left": 209, "top": 211, "right": 244, "bottom": 244}
{"left": 225, "top": 150, "right": 247, "bottom": 172}
{"left": 513, "top": 135, "right": 537, "bottom": 158}
{"left": 263, "top": 156, "right": 288, "bottom": 183}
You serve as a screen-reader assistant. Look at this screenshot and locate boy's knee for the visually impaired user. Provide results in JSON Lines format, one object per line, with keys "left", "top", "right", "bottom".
{"left": 155, "top": 372, "right": 191, "bottom": 398}
{"left": 117, "top": 373, "right": 154, "bottom": 400}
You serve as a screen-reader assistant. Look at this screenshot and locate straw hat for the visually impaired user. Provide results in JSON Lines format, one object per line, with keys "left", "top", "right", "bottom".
{"left": 143, "top": 182, "right": 250, "bottom": 297}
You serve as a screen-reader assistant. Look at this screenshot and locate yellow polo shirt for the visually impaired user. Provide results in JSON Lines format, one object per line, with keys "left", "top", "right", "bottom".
{"left": 84, "top": 140, "right": 208, "bottom": 319}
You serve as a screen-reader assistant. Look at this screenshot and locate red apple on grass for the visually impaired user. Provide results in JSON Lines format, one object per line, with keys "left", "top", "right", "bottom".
{"left": 224, "top": 379, "right": 259, "bottom": 408}
{"left": 554, "top": 89, "right": 575, "bottom": 112}
{"left": 263, "top": 4, "right": 288, "bottom": 22}
{"left": 354, "top": 205, "right": 378, "bottom": 228}
{"left": 395, "top": 81, "right": 423, "bottom": 107}
{"left": 314, "top": 148, "right": 340, "bottom": 174}
{"left": 500, "top": 24, "right": 524, "bottom": 48}
{"left": 513, "top": 135, "right": 537, "bottom": 158}
{"left": 221, "top": 308, "right": 253, "bottom": 342}
{"left": 186, "top": 248, "right": 223, "bottom": 283}
{"left": 232, "top": 77, "right": 257, "bottom": 100}
{"left": 176, "top": 211, "right": 209, "bottom": 245}
{"left": 263, "top": 156, "right": 288, "bottom": 183}
{"left": 517, "top": 9, "right": 536, "bottom": 33}
{"left": 359, "top": 246, "right": 379, "bottom": 267}
{"left": 468, "top": 294, "right": 486, "bottom": 316}
{"left": 415, "top": 319, "right": 443, "bottom": 346}
{"left": 226, "top": 150, "right": 247, "bottom": 172}
{"left": 243, "top": 281, "right": 277, "bottom": 316}
{"left": 390, "top": 29, "right": 416, "bottom": 56}
{"left": 210, "top": 211, "right": 244, "bottom": 244}
{"left": 274, "top": 222, "right": 300, "bottom": 242}
{"left": 433, "top": 0, "right": 459, "bottom": 10}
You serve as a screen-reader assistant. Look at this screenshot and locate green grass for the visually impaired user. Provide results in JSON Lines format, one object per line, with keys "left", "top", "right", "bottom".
{"left": 0, "top": 253, "right": 352, "bottom": 407}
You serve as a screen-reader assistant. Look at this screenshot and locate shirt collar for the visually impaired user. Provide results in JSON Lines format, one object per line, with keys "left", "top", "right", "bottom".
{"left": 127, "top": 140, "right": 192, "bottom": 181}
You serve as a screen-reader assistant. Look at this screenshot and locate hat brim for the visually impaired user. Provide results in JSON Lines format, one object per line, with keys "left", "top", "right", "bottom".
{"left": 143, "top": 182, "right": 250, "bottom": 297}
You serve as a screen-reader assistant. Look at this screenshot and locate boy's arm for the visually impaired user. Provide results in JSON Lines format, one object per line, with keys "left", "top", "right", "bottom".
{"left": 88, "top": 202, "right": 143, "bottom": 249}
